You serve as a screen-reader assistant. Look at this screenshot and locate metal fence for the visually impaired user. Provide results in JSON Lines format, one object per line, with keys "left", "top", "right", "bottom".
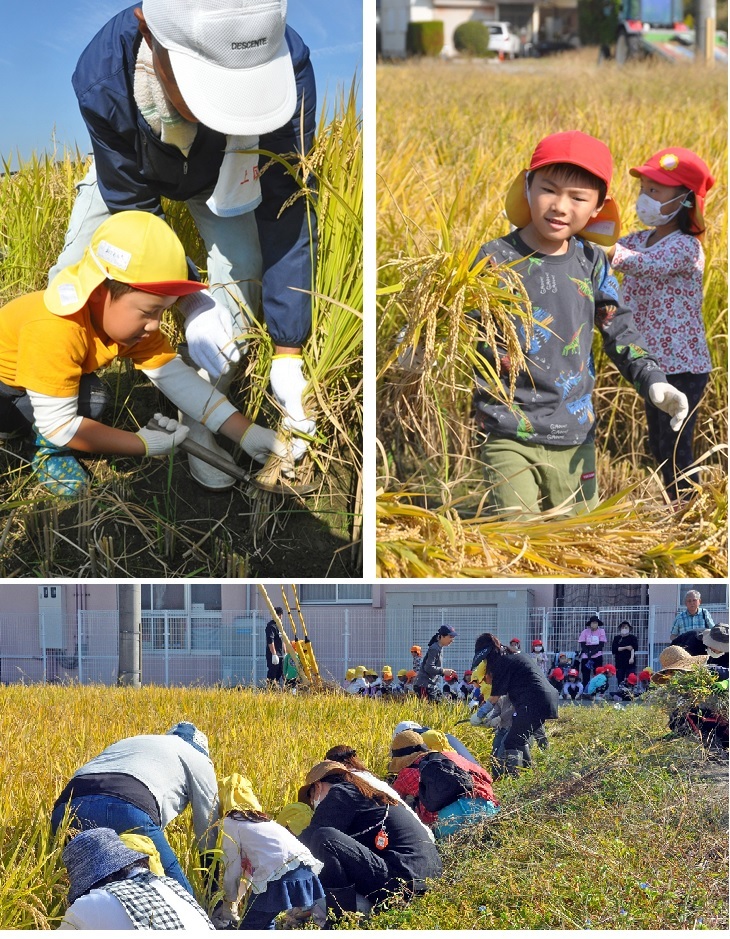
{"left": 0, "top": 604, "right": 725, "bottom": 687}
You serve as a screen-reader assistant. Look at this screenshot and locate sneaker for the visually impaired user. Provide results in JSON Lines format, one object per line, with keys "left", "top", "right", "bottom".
{"left": 31, "top": 432, "right": 88, "bottom": 497}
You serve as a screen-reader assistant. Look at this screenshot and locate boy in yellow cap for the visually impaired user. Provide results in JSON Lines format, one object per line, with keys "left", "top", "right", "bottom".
{"left": 473, "top": 131, "right": 688, "bottom": 518}
{"left": 0, "top": 211, "right": 286, "bottom": 496}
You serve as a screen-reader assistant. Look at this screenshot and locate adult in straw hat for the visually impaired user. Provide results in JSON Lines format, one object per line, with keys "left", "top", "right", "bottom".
{"left": 297, "top": 760, "right": 442, "bottom": 918}
{"left": 49, "top": 0, "right": 318, "bottom": 487}
{"left": 651, "top": 644, "right": 709, "bottom": 684}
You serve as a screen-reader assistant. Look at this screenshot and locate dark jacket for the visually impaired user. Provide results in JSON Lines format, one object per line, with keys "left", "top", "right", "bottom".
{"left": 71, "top": 5, "right": 317, "bottom": 347}
{"left": 611, "top": 633, "right": 638, "bottom": 669}
{"left": 299, "top": 782, "right": 442, "bottom": 891}
{"left": 413, "top": 641, "right": 445, "bottom": 696}
{"left": 488, "top": 652, "right": 559, "bottom": 720}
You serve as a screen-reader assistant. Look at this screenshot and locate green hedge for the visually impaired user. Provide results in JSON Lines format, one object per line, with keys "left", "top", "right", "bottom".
{"left": 407, "top": 21, "right": 444, "bottom": 56}
{"left": 454, "top": 20, "right": 492, "bottom": 56}
{"left": 577, "top": 0, "right": 620, "bottom": 45}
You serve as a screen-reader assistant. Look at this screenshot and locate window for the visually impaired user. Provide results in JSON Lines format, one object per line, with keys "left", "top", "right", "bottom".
{"left": 140, "top": 585, "right": 222, "bottom": 651}
{"left": 299, "top": 585, "right": 372, "bottom": 604}
{"left": 678, "top": 584, "right": 728, "bottom": 608}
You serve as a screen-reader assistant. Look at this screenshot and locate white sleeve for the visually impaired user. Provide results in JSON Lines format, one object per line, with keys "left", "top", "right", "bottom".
{"left": 220, "top": 823, "right": 245, "bottom": 903}
{"left": 143, "top": 355, "right": 237, "bottom": 432}
{"left": 25, "top": 391, "right": 83, "bottom": 445}
{"left": 59, "top": 890, "right": 132, "bottom": 929}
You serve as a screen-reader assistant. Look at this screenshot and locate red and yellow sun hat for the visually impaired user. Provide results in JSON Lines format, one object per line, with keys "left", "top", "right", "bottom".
{"left": 505, "top": 131, "right": 621, "bottom": 246}
{"left": 630, "top": 148, "right": 714, "bottom": 233}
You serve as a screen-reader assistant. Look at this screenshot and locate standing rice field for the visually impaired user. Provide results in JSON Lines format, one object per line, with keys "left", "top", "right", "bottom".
{"left": 0, "top": 684, "right": 726, "bottom": 929}
{"left": 376, "top": 51, "right": 727, "bottom": 577}
{"left": 0, "top": 86, "right": 362, "bottom": 578}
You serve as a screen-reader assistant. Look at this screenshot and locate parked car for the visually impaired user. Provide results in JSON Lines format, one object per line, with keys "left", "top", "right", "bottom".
{"left": 486, "top": 22, "right": 522, "bottom": 58}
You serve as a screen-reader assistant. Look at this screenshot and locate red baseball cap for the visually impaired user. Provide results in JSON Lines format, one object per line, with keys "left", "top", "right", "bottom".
{"left": 505, "top": 131, "right": 621, "bottom": 246}
{"left": 568, "top": 669, "right": 579, "bottom": 678}
{"left": 626, "top": 673, "right": 639, "bottom": 685}
{"left": 551, "top": 668, "right": 564, "bottom": 680}
{"left": 630, "top": 148, "right": 714, "bottom": 233}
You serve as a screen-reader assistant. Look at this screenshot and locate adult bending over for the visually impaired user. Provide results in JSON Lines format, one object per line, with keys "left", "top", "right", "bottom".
{"left": 51, "top": 722, "right": 218, "bottom": 893}
{"left": 472, "top": 633, "right": 559, "bottom": 776}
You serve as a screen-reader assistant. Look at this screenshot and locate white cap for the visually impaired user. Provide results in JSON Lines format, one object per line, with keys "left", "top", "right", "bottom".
{"left": 143, "top": 0, "right": 297, "bottom": 135}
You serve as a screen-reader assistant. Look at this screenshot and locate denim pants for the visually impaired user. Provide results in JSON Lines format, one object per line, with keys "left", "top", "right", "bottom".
{"left": 50, "top": 793, "right": 193, "bottom": 894}
{"left": 48, "top": 160, "right": 262, "bottom": 339}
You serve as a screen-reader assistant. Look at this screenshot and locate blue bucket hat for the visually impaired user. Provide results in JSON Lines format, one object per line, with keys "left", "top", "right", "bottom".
{"left": 167, "top": 721, "right": 209, "bottom": 756}
{"left": 63, "top": 828, "right": 149, "bottom": 903}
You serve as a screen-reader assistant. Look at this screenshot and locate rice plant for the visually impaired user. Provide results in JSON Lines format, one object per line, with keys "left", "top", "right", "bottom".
{"left": 0, "top": 85, "right": 362, "bottom": 577}
{"left": 376, "top": 51, "right": 727, "bottom": 576}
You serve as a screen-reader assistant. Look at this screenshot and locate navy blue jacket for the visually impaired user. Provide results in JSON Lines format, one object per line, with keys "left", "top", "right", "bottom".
{"left": 72, "top": 5, "right": 317, "bottom": 347}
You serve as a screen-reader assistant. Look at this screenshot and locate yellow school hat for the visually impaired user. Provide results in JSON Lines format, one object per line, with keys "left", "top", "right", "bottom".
{"left": 45, "top": 211, "right": 205, "bottom": 316}
{"left": 218, "top": 772, "right": 263, "bottom": 815}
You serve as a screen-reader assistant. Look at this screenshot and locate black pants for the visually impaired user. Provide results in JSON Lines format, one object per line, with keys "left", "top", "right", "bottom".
{"left": 581, "top": 655, "right": 602, "bottom": 687}
{"left": 502, "top": 704, "right": 547, "bottom": 751}
{"left": 615, "top": 663, "right": 637, "bottom": 685}
{"left": 303, "top": 827, "right": 401, "bottom": 901}
{"left": 645, "top": 371, "right": 709, "bottom": 500}
{"left": 266, "top": 658, "right": 283, "bottom": 683}
{"left": 0, "top": 374, "right": 108, "bottom": 436}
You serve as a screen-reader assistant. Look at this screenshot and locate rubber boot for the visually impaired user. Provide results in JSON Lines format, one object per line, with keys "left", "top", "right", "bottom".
{"left": 505, "top": 748, "right": 524, "bottom": 777}
{"left": 522, "top": 741, "right": 532, "bottom": 768}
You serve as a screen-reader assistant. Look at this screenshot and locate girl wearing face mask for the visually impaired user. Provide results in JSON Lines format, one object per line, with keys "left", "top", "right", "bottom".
{"left": 531, "top": 639, "right": 549, "bottom": 675}
{"left": 608, "top": 148, "right": 715, "bottom": 503}
{"left": 611, "top": 620, "right": 639, "bottom": 684}
{"left": 577, "top": 615, "right": 607, "bottom": 687}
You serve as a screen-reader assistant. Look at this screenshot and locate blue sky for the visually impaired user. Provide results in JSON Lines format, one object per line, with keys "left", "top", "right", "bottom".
{"left": 0, "top": 0, "right": 362, "bottom": 166}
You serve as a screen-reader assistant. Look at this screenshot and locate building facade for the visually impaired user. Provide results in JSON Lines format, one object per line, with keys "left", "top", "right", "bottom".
{"left": 0, "top": 582, "right": 725, "bottom": 687}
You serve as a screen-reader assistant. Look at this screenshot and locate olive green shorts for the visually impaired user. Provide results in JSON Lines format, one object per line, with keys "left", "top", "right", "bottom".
{"left": 480, "top": 436, "right": 599, "bottom": 518}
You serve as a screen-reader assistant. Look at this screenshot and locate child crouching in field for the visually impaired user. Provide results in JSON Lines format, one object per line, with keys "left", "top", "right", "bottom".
{"left": 473, "top": 131, "right": 689, "bottom": 518}
{"left": 214, "top": 774, "right": 324, "bottom": 930}
{"left": 0, "top": 211, "right": 286, "bottom": 497}
{"left": 608, "top": 148, "right": 715, "bottom": 502}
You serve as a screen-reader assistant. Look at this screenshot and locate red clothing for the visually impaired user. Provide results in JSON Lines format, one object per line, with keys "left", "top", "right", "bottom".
{"left": 391, "top": 753, "right": 498, "bottom": 826}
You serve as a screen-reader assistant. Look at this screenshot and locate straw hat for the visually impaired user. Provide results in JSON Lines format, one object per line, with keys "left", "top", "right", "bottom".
{"left": 388, "top": 730, "right": 430, "bottom": 774}
{"left": 304, "top": 760, "right": 349, "bottom": 787}
{"left": 651, "top": 645, "right": 708, "bottom": 684}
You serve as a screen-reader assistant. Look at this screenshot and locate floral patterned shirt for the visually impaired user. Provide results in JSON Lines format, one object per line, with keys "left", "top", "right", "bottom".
{"left": 612, "top": 230, "right": 711, "bottom": 375}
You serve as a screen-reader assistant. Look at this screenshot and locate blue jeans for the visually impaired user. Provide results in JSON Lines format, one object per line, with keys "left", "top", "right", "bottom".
{"left": 50, "top": 794, "right": 193, "bottom": 894}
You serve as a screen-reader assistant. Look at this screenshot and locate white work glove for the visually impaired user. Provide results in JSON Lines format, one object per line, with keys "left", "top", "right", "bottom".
{"left": 136, "top": 413, "right": 190, "bottom": 456}
{"left": 239, "top": 423, "right": 289, "bottom": 464}
{"left": 648, "top": 382, "right": 689, "bottom": 432}
{"left": 178, "top": 289, "right": 241, "bottom": 381}
{"left": 271, "top": 654, "right": 280, "bottom": 665}
{"left": 269, "top": 355, "right": 316, "bottom": 461}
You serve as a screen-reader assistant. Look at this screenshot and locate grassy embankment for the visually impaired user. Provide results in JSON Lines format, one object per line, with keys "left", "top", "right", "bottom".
{"left": 0, "top": 683, "right": 726, "bottom": 929}
{"left": 377, "top": 51, "right": 728, "bottom": 577}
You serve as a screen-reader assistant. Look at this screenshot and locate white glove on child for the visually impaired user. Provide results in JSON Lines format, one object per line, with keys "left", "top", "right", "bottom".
{"left": 178, "top": 289, "right": 242, "bottom": 381}
{"left": 136, "top": 413, "right": 190, "bottom": 456}
{"left": 239, "top": 424, "right": 290, "bottom": 464}
{"left": 271, "top": 654, "right": 280, "bottom": 665}
{"left": 270, "top": 355, "right": 316, "bottom": 461}
{"left": 648, "top": 382, "right": 689, "bottom": 432}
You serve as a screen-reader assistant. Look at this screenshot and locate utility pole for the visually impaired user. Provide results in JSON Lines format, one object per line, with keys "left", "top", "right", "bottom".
{"left": 696, "top": 0, "right": 716, "bottom": 65}
{"left": 118, "top": 584, "right": 142, "bottom": 687}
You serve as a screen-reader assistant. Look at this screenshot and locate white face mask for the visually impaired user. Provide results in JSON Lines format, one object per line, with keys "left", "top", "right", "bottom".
{"left": 620, "top": 628, "right": 629, "bottom": 635}
{"left": 636, "top": 191, "right": 690, "bottom": 228}
{"left": 534, "top": 646, "right": 543, "bottom": 652}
